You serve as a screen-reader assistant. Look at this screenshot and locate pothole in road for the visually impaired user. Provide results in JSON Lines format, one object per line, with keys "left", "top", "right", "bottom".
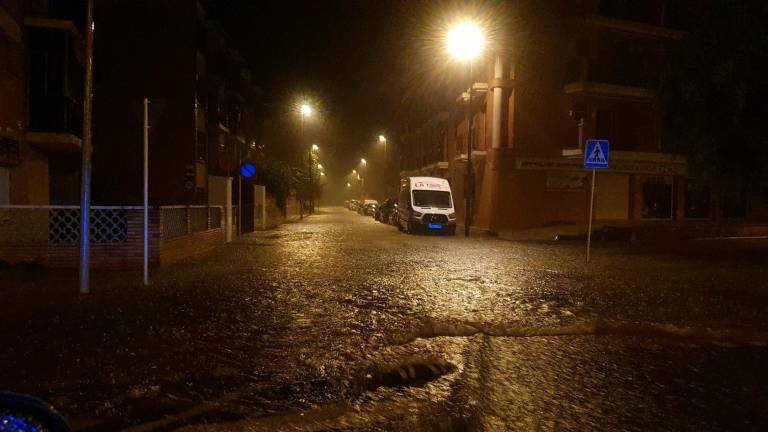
{"left": 363, "top": 359, "right": 456, "bottom": 391}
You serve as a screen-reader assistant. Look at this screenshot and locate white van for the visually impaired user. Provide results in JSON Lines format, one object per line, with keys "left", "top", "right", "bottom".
{"left": 397, "top": 176, "right": 456, "bottom": 235}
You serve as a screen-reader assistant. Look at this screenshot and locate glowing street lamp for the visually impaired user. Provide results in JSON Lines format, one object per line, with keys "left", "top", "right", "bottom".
{"left": 447, "top": 21, "right": 485, "bottom": 237}
{"left": 317, "top": 163, "right": 323, "bottom": 170}
{"left": 446, "top": 22, "right": 485, "bottom": 61}
{"left": 352, "top": 169, "right": 357, "bottom": 174}
{"left": 320, "top": 172, "right": 325, "bottom": 177}
{"left": 347, "top": 183, "right": 351, "bottom": 188}
{"left": 299, "top": 103, "right": 313, "bottom": 116}
{"left": 360, "top": 158, "right": 367, "bottom": 165}
{"left": 378, "top": 135, "right": 387, "bottom": 144}
{"left": 311, "top": 144, "right": 319, "bottom": 152}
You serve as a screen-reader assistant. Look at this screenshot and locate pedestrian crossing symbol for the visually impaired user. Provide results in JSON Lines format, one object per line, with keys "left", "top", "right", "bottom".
{"left": 584, "top": 139, "right": 609, "bottom": 169}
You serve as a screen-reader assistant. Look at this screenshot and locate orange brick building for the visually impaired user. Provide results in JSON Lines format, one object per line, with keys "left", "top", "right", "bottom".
{"left": 397, "top": 0, "right": 768, "bottom": 238}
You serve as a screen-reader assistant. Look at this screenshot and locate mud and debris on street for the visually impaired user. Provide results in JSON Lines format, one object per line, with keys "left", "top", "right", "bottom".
{"left": 2, "top": 208, "right": 768, "bottom": 431}
{"left": 3, "top": 1, "right": 768, "bottom": 430}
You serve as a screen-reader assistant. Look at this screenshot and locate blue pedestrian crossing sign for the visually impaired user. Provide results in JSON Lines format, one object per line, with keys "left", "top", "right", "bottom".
{"left": 584, "top": 139, "right": 609, "bottom": 169}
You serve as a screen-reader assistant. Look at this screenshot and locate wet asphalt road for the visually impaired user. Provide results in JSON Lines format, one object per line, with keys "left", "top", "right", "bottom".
{"left": 2, "top": 206, "right": 768, "bottom": 430}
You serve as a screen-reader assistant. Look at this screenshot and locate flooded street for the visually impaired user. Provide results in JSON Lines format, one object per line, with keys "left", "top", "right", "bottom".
{"left": 2, "top": 207, "right": 768, "bottom": 430}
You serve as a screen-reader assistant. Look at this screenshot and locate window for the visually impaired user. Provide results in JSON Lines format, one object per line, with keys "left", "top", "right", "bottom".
{"left": 684, "top": 184, "right": 711, "bottom": 219}
{"left": 642, "top": 177, "right": 672, "bottom": 219}
{"left": 412, "top": 190, "right": 451, "bottom": 208}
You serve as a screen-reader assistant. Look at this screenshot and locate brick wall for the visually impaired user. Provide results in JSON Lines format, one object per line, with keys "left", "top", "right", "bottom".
{"left": 159, "top": 228, "right": 223, "bottom": 265}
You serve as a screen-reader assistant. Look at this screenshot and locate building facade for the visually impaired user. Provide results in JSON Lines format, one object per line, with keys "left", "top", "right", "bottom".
{"left": 0, "top": 0, "right": 84, "bottom": 205}
{"left": 91, "top": 0, "right": 263, "bottom": 209}
{"left": 398, "top": 0, "right": 768, "bottom": 237}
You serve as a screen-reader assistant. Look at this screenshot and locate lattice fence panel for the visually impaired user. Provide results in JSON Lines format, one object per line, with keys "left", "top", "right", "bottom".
{"left": 162, "top": 208, "right": 188, "bottom": 240}
{"left": 48, "top": 209, "right": 128, "bottom": 244}
{"left": 210, "top": 207, "right": 222, "bottom": 229}
{"left": 190, "top": 207, "right": 208, "bottom": 233}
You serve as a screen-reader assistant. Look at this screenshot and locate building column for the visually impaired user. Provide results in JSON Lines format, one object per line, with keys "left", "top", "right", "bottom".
{"left": 225, "top": 177, "right": 233, "bottom": 242}
{"left": 480, "top": 55, "right": 515, "bottom": 233}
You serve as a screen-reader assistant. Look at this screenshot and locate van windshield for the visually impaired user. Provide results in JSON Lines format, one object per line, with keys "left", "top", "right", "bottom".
{"left": 412, "top": 190, "right": 451, "bottom": 208}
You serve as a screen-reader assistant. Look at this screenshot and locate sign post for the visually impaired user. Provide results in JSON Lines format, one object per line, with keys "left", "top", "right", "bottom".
{"left": 583, "top": 139, "right": 609, "bottom": 263}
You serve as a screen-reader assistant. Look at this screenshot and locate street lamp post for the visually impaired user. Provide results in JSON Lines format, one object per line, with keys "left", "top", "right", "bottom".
{"left": 310, "top": 144, "right": 319, "bottom": 213}
{"left": 359, "top": 158, "right": 367, "bottom": 199}
{"left": 298, "top": 103, "right": 312, "bottom": 219}
{"left": 447, "top": 22, "right": 485, "bottom": 237}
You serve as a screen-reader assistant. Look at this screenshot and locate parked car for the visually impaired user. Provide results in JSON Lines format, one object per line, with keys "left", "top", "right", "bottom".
{"left": 348, "top": 199, "right": 360, "bottom": 211}
{"left": 387, "top": 208, "right": 399, "bottom": 226}
{"left": 375, "top": 197, "right": 398, "bottom": 223}
{"left": 358, "top": 199, "right": 379, "bottom": 216}
{"left": 397, "top": 176, "right": 456, "bottom": 235}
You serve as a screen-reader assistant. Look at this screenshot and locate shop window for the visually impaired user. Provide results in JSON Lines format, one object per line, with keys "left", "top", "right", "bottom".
{"left": 642, "top": 177, "right": 672, "bottom": 219}
{"left": 721, "top": 189, "right": 747, "bottom": 219}
{"left": 684, "top": 184, "right": 711, "bottom": 219}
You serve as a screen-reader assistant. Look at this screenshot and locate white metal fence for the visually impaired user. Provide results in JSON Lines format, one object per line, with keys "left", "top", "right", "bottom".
{"left": 159, "top": 205, "right": 223, "bottom": 240}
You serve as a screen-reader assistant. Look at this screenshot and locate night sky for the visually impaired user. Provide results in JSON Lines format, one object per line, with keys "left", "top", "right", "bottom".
{"left": 200, "top": 0, "right": 411, "bottom": 181}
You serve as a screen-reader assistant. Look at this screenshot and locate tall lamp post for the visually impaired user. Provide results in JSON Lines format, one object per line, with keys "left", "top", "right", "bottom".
{"left": 447, "top": 22, "right": 485, "bottom": 237}
{"left": 310, "top": 144, "right": 319, "bottom": 213}
{"left": 298, "top": 103, "right": 312, "bottom": 219}
{"left": 359, "top": 158, "right": 367, "bottom": 199}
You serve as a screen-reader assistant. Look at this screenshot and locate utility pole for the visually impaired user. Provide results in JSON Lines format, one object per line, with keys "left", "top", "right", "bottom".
{"left": 79, "top": 0, "right": 95, "bottom": 294}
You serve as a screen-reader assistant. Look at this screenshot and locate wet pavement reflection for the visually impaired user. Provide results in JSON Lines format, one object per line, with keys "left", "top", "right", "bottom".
{"left": 2, "top": 207, "right": 768, "bottom": 430}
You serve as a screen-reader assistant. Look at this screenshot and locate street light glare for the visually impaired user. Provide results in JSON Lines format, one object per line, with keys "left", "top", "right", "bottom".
{"left": 312, "top": 144, "right": 319, "bottom": 151}
{"left": 320, "top": 172, "right": 325, "bottom": 176}
{"left": 300, "top": 103, "right": 313, "bottom": 116}
{"left": 352, "top": 169, "right": 357, "bottom": 174}
{"left": 378, "top": 135, "right": 386, "bottom": 143}
{"left": 360, "top": 158, "right": 367, "bottom": 165}
{"left": 446, "top": 22, "right": 485, "bottom": 61}
{"left": 317, "top": 163, "right": 323, "bottom": 169}
{"left": 346, "top": 183, "right": 351, "bottom": 187}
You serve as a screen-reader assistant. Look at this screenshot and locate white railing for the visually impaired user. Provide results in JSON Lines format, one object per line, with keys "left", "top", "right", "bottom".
{"left": 159, "top": 205, "right": 223, "bottom": 240}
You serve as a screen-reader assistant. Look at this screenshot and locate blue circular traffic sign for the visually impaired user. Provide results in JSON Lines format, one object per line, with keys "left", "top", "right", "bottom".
{"left": 240, "top": 162, "right": 256, "bottom": 178}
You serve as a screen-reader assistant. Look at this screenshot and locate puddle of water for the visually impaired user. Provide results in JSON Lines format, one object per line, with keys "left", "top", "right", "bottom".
{"left": 364, "top": 360, "right": 456, "bottom": 392}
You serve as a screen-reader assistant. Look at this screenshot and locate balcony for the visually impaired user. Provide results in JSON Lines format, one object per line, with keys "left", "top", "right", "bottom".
{"left": 564, "top": 56, "right": 658, "bottom": 102}
{"left": 25, "top": 22, "right": 84, "bottom": 152}
{"left": 564, "top": 82, "right": 655, "bottom": 102}
{"left": 584, "top": 14, "right": 687, "bottom": 40}
{"left": 27, "top": 95, "right": 83, "bottom": 152}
